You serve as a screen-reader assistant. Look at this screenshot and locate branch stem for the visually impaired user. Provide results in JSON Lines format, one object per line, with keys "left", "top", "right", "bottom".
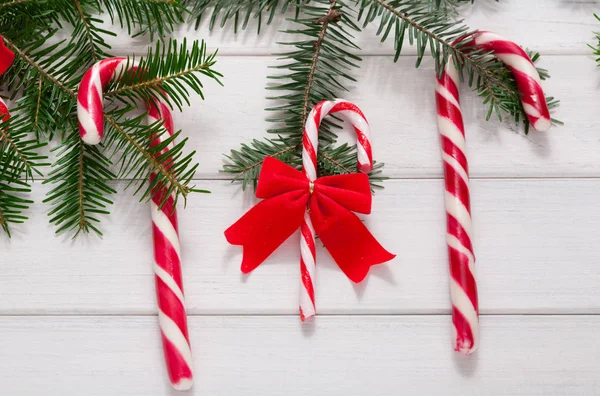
{"left": 301, "top": 0, "right": 340, "bottom": 128}
{"left": 104, "top": 114, "right": 189, "bottom": 196}
{"left": 2, "top": 37, "right": 77, "bottom": 99}
{"left": 73, "top": 0, "right": 99, "bottom": 62}
{"left": 372, "top": 0, "right": 514, "bottom": 93}
{"left": 105, "top": 63, "right": 214, "bottom": 97}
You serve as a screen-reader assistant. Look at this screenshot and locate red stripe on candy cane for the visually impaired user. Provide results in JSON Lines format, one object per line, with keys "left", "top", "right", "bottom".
{"left": 299, "top": 99, "right": 374, "bottom": 321}
{"left": 435, "top": 31, "right": 551, "bottom": 355}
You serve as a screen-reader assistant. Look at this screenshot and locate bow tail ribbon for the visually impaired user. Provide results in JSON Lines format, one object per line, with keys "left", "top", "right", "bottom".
{"left": 310, "top": 188, "right": 395, "bottom": 282}
{"left": 224, "top": 156, "right": 395, "bottom": 282}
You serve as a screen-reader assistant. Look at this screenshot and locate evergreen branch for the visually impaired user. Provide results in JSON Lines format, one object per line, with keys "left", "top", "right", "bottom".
{"left": 102, "top": 108, "right": 205, "bottom": 206}
{"left": 223, "top": 0, "right": 383, "bottom": 189}
{"left": 44, "top": 129, "right": 117, "bottom": 237}
{"left": 105, "top": 114, "right": 184, "bottom": 194}
{"left": 102, "top": 0, "right": 186, "bottom": 39}
{"left": 358, "top": 0, "right": 559, "bottom": 130}
{"left": 2, "top": 36, "right": 77, "bottom": 98}
{"left": 0, "top": 117, "right": 47, "bottom": 182}
{"left": 223, "top": 138, "right": 300, "bottom": 190}
{"left": 0, "top": 180, "right": 32, "bottom": 237}
{"left": 104, "top": 39, "right": 222, "bottom": 111}
{"left": 184, "top": 0, "right": 295, "bottom": 33}
{"left": 74, "top": 0, "right": 99, "bottom": 61}
{"left": 301, "top": 0, "right": 342, "bottom": 129}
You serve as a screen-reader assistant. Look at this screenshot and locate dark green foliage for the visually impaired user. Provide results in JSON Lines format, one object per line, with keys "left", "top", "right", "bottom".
{"left": 0, "top": 0, "right": 221, "bottom": 237}
{"left": 183, "top": 0, "right": 296, "bottom": 32}
{"left": 223, "top": 0, "right": 375, "bottom": 189}
{"left": 219, "top": 0, "right": 558, "bottom": 189}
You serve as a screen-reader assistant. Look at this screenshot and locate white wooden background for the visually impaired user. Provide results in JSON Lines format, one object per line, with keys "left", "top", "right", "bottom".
{"left": 2, "top": 1, "right": 600, "bottom": 395}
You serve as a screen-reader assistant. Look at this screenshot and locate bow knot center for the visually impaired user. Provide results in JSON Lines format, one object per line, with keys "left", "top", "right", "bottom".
{"left": 308, "top": 180, "right": 315, "bottom": 195}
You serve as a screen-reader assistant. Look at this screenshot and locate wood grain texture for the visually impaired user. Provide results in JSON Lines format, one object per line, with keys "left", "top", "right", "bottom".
{"left": 2, "top": 179, "right": 599, "bottom": 315}
{"left": 0, "top": 315, "right": 598, "bottom": 396}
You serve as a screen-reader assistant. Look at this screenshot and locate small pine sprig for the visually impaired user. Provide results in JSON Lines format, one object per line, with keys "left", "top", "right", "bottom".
{"left": 43, "top": 126, "right": 117, "bottom": 236}
{"left": 0, "top": 180, "right": 32, "bottom": 237}
{"left": 357, "top": 0, "right": 559, "bottom": 131}
{"left": 224, "top": 0, "right": 378, "bottom": 189}
{"left": 104, "top": 39, "right": 222, "bottom": 111}
{"left": 0, "top": 115, "right": 48, "bottom": 183}
{"left": 103, "top": 0, "right": 186, "bottom": 39}
{"left": 589, "top": 14, "right": 600, "bottom": 65}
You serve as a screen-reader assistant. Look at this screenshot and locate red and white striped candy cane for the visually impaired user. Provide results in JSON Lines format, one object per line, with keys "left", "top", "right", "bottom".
{"left": 77, "top": 58, "right": 194, "bottom": 390}
{"left": 299, "top": 99, "right": 373, "bottom": 321}
{"left": 435, "top": 31, "right": 551, "bottom": 355}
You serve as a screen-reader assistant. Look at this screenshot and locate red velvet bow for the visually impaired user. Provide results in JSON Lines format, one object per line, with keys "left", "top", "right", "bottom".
{"left": 0, "top": 36, "right": 14, "bottom": 76}
{"left": 225, "top": 156, "right": 395, "bottom": 283}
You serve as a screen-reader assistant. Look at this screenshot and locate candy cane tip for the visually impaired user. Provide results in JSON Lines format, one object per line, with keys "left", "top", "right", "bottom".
{"left": 171, "top": 378, "right": 193, "bottom": 391}
{"left": 454, "top": 340, "right": 477, "bottom": 355}
{"left": 81, "top": 133, "right": 101, "bottom": 146}
{"left": 299, "top": 307, "right": 315, "bottom": 322}
{"left": 532, "top": 118, "right": 551, "bottom": 132}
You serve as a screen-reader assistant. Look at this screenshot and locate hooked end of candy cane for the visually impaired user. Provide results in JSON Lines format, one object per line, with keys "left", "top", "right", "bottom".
{"left": 532, "top": 117, "right": 551, "bottom": 132}
{"left": 171, "top": 377, "right": 193, "bottom": 391}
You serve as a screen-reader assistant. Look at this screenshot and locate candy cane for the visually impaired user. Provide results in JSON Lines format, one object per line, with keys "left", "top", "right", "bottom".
{"left": 435, "top": 31, "right": 551, "bottom": 355}
{"left": 77, "top": 58, "right": 194, "bottom": 390}
{"left": 300, "top": 99, "right": 373, "bottom": 321}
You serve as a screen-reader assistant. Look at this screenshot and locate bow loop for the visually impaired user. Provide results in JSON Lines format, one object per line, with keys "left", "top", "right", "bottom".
{"left": 256, "top": 156, "right": 309, "bottom": 199}
{"left": 314, "top": 173, "right": 372, "bottom": 214}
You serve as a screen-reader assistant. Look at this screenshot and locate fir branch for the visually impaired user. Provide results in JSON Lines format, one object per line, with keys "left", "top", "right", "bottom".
{"left": 300, "top": 1, "right": 342, "bottom": 130}
{"left": 44, "top": 129, "right": 117, "bottom": 237}
{"left": 74, "top": 0, "right": 99, "bottom": 61}
{"left": 184, "top": 0, "right": 295, "bottom": 33}
{"left": 357, "top": 0, "right": 558, "bottom": 130}
{"left": 102, "top": 0, "right": 186, "bottom": 39}
{"left": 1, "top": 15, "right": 220, "bottom": 236}
{"left": 2, "top": 36, "right": 77, "bottom": 98}
{"left": 104, "top": 39, "right": 222, "bottom": 111}
{"left": 102, "top": 108, "right": 207, "bottom": 206}
{"left": 0, "top": 180, "right": 32, "bottom": 237}
{"left": 224, "top": 0, "right": 368, "bottom": 188}
{"left": 0, "top": 115, "right": 48, "bottom": 182}
{"left": 223, "top": 137, "right": 300, "bottom": 190}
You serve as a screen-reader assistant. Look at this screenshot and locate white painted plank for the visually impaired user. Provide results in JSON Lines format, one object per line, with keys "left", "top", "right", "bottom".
{"left": 35, "top": 54, "right": 599, "bottom": 179}
{"left": 2, "top": 178, "right": 599, "bottom": 314}
{"left": 0, "top": 315, "right": 598, "bottom": 396}
{"left": 97, "top": 0, "right": 598, "bottom": 56}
